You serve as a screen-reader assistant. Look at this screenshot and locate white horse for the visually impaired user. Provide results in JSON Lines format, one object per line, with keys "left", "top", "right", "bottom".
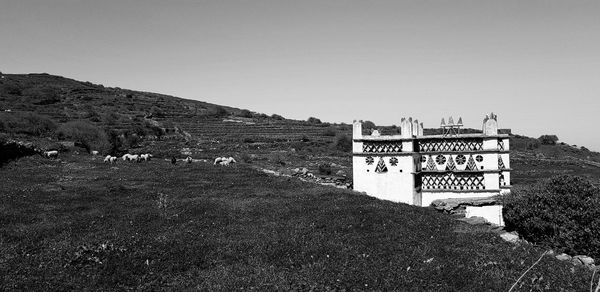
{"left": 91, "top": 150, "right": 99, "bottom": 156}
{"left": 104, "top": 155, "right": 112, "bottom": 163}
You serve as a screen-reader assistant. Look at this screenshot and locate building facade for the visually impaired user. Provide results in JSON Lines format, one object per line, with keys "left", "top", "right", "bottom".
{"left": 352, "top": 113, "right": 511, "bottom": 206}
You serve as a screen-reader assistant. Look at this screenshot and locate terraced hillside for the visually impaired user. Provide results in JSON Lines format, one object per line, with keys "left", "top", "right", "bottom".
{"left": 2, "top": 72, "right": 600, "bottom": 186}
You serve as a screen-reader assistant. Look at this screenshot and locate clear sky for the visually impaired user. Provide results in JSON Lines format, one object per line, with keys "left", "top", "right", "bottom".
{"left": 2, "top": 0, "right": 600, "bottom": 150}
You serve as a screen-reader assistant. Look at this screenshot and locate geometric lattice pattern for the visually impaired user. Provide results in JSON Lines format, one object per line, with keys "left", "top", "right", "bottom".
{"left": 465, "top": 155, "right": 478, "bottom": 171}
{"left": 498, "top": 155, "right": 506, "bottom": 170}
{"left": 426, "top": 155, "right": 437, "bottom": 171}
{"left": 498, "top": 140, "right": 505, "bottom": 151}
{"left": 363, "top": 141, "right": 402, "bottom": 153}
{"left": 445, "top": 155, "right": 456, "bottom": 171}
{"left": 418, "top": 139, "right": 483, "bottom": 152}
{"left": 375, "top": 157, "right": 388, "bottom": 173}
{"left": 421, "top": 173, "right": 485, "bottom": 190}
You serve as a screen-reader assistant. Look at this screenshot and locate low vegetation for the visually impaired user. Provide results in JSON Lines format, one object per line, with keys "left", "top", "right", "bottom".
{"left": 0, "top": 112, "right": 57, "bottom": 136}
{"left": 504, "top": 175, "right": 600, "bottom": 258}
{"left": 0, "top": 155, "right": 593, "bottom": 290}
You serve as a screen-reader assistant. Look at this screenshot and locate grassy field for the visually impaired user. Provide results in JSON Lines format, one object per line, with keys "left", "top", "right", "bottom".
{"left": 0, "top": 153, "right": 593, "bottom": 290}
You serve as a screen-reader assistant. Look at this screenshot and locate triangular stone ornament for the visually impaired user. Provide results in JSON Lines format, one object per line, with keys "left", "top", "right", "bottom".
{"left": 440, "top": 118, "right": 446, "bottom": 126}
{"left": 457, "top": 117, "right": 463, "bottom": 125}
{"left": 465, "top": 155, "right": 477, "bottom": 171}
{"left": 375, "top": 157, "right": 388, "bottom": 173}
{"left": 426, "top": 155, "right": 437, "bottom": 171}
{"left": 498, "top": 155, "right": 506, "bottom": 170}
{"left": 448, "top": 116, "right": 454, "bottom": 125}
{"left": 445, "top": 155, "right": 457, "bottom": 171}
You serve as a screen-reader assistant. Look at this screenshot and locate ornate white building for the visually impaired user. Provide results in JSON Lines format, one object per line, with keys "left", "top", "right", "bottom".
{"left": 352, "top": 113, "right": 511, "bottom": 207}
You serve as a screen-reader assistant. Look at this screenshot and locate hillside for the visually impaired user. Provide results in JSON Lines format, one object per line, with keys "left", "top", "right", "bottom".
{"left": 2, "top": 72, "right": 600, "bottom": 186}
{"left": 2, "top": 72, "right": 600, "bottom": 290}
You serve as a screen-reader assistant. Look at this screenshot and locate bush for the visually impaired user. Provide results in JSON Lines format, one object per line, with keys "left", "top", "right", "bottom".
{"left": 323, "top": 127, "right": 337, "bottom": 136}
{"left": 307, "top": 117, "right": 322, "bottom": 124}
{"left": 362, "top": 120, "right": 376, "bottom": 135}
{"left": 0, "top": 112, "right": 56, "bottom": 136}
{"left": 503, "top": 175, "right": 600, "bottom": 258}
{"left": 538, "top": 135, "right": 559, "bottom": 145}
{"left": 239, "top": 153, "right": 252, "bottom": 163}
{"left": 56, "top": 121, "right": 110, "bottom": 153}
{"left": 318, "top": 163, "right": 332, "bottom": 175}
{"left": 271, "top": 114, "right": 284, "bottom": 120}
{"left": 269, "top": 153, "right": 286, "bottom": 166}
{"left": 334, "top": 134, "right": 352, "bottom": 152}
{"left": 237, "top": 109, "right": 253, "bottom": 118}
{"left": 22, "top": 86, "right": 61, "bottom": 105}
{"left": 208, "top": 106, "right": 228, "bottom": 117}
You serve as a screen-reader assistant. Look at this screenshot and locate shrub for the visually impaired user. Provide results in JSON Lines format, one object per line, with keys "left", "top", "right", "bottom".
{"left": 503, "top": 175, "right": 600, "bottom": 258}
{"left": 239, "top": 153, "right": 252, "bottom": 163}
{"left": 56, "top": 121, "right": 110, "bottom": 153}
{"left": 334, "top": 134, "right": 352, "bottom": 152}
{"left": 362, "top": 120, "right": 376, "bottom": 129}
{"left": 1, "top": 83, "right": 23, "bottom": 95}
{"left": 307, "top": 117, "right": 322, "bottom": 124}
{"left": 362, "top": 120, "right": 376, "bottom": 135}
{"left": 0, "top": 112, "right": 57, "bottom": 136}
{"left": 23, "top": 86, "right": 61, "bottom": 105}
{"left": 237, "top": 109, "right": 253, "bottom": 118}
{"left": 318, "top": 163, "right": 332, "bottom": 175}
{"left": 208, "top": 106, "right": 228, "bottom": 117}
{"left": 323, "top": 127, "right": 337, "bottom": 136}
{"left": 269, "top": 153, "right": 286, "bottom": 166}
{"left": 538, "top": 135, "right": 559, "bottom": 145}
{"left": 271, "top": 114, "right": 284, "bottom": 120}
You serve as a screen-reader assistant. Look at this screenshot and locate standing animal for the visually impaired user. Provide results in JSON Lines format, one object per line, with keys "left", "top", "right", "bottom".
{"left": 104, "top": 155, "right": 118, "bottom": 164}
{"left": 140, "top": 154, "right": 153, "bottom": 161}
{"left": 43, "top": 150, "right": 59, "bottom": 158}
{"left": 214, "top": 156, "right": 236, "bottom": 166}
{"left": 213, "top": 157, "right": 227, "bottom": 165}
{"left": 91, "top": 150, "right": 99, "bottom": 156}
{"left": 186, "top": 156, "right": 193, "bottom": 163}
{"left": 222, "top": 157, "right": 236, "bottom": 166}
{"left": 122, "top": 154, "right": 133, "bottom": 161}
